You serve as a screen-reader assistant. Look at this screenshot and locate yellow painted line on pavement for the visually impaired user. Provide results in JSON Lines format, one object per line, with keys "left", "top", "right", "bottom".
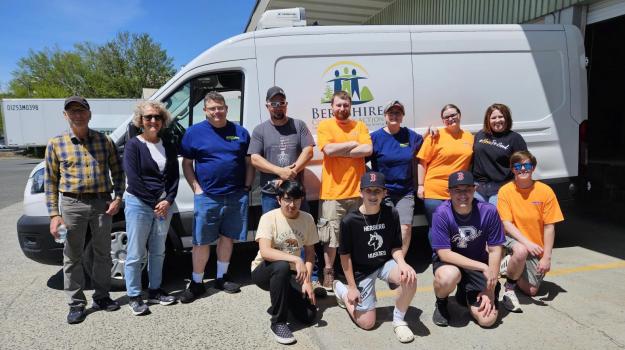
{"left": 375, "top": 260, "right": 625, "bottom": 299}
{"left": 546, "top": 260, "right": 625, "bottom": 277}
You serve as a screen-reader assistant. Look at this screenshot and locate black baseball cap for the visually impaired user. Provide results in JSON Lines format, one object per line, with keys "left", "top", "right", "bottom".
{"left": 64, "top": 96, "right": 90, "bottom": 110}
{"left": 448, "top": 170, "right": 475, "bottom": 188}
{"left": 361, "top": 171, "right": 386, "bottom": 189}
{"left": 266, "top": 86, "right": 286, "bottom": 101}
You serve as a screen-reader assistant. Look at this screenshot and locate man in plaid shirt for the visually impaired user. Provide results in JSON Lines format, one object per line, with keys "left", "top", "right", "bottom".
{"left": 45, "top": 96, "right": 125, "bottom": 324}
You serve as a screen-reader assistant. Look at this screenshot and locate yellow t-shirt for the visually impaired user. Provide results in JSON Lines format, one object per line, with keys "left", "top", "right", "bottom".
{"left": 416, "top": 128, "right": 474, "bottom": 199}
{"left": 317, "top": 118, "right": 372, "bottom": 200}
{"left": 251, "top": 208, "right": 319, "bottom": 271}
{"left": 497, "top": 181, "right": 564, "bottom": 250}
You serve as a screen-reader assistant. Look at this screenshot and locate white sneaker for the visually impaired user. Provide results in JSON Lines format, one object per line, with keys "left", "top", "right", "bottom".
{"left": 332, "top": 280, "right": 346, "bottom": 309}
{"left": 500, "top": 255, "right": 511, "bottom": 277}
{"left": 502, "top": 289, "right": 522, "bottom": 313}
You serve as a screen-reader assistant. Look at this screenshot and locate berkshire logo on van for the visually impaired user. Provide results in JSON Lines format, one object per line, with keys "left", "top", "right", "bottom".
{"left": 320, "top": 61, "right": 374, "bottom": 105}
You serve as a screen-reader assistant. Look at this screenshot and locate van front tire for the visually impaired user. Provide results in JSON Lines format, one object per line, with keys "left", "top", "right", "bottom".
{"left": 82, "top": 220, "right": 147, "bottom": 291}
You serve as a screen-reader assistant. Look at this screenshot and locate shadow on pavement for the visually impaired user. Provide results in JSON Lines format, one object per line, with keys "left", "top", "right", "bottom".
{"left": 555, "top": 200, "right": 625, "bottom": 260}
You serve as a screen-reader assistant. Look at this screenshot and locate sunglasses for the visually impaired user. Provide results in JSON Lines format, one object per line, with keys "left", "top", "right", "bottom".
{"left": 142, "top": 114, "right": 163, "bottom": 122}
{"left": 268, "top": 101, "right": 287, "bottom": 108}
{"left": 512, "top": 163, "right": 534, "bottom": 171}
{"left": 442, "top": 112, "right": 459, "bottom": 120}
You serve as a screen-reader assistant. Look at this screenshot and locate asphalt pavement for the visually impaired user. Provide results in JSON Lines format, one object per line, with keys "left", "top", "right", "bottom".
{"left": 1, "top": 157, "right": 624, "bottom": 349}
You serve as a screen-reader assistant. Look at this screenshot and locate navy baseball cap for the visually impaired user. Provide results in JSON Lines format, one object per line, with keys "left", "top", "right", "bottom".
{"left": 361, "top": 171, "right": 386, "bottom": 189}
{"left": 448, "top": 170, "right": 475, "bottom": 188}
{"left": 266, "top": 86, "right": 286, "bottom": 101}
{"left": 64, "top": 96, "right": 90, "bottom": 110}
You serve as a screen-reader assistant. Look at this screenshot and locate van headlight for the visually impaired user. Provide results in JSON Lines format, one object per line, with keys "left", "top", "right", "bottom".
{"left": 31, "top": 168, "right": 45, "bottom": 194}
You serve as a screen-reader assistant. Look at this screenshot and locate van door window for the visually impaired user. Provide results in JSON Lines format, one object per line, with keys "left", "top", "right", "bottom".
{"left": 190, "top": 71, "right": 243, "bottom": 126}
{"left": 163, "top": 82, "right": 191, "bottom": 128}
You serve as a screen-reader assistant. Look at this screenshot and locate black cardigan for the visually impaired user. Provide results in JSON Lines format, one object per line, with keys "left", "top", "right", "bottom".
{"left": 123, "top": 136, "right": 179, "bottom": 208}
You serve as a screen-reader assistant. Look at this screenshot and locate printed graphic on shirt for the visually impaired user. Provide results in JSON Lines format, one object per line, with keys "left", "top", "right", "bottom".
{"left": 451, "top": 226, "right": 481, "bottom": 249}
{"left": 275, "top": 229, "right": 305, "bottom": 255}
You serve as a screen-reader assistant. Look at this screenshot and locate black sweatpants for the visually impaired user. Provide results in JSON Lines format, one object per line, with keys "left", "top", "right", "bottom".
{"left": 251, "top": 260, "right": 317, "bottom": 325}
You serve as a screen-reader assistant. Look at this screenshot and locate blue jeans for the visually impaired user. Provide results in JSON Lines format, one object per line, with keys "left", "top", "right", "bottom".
{"left": 473, "top": 192, "right": 499, "bottom": 206}
{"left": 124, "top": 193, "right": 172, "bottom": 297}
{"left": 424, "top": 198, "right": 445, "bottom": 243}
{"left": 193, "top": 190, "right": 249, "bottom": 244}
{"left": 260, "top": 192, "right": 318, "bottom": 282}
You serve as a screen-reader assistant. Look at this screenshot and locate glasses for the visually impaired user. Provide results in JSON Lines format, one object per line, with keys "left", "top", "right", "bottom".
{"left": 280, "top": 197, "right": 302, "bottom": 205}
{"left": 449, "top": 187, "right": 474, "bottom": 195}
{"left": 66, "top": 108, "right": 88, "bottom": 115}
{"left": 442, "top": 112, "right": 459, "bottom": 120}
{"left": 512, "top": 163, "right": 534, "bottom": 171}
{"left": 206, "top": 106, "right": 226, "bottom": 112}
{"left": 268, "top": 101, "right": 287, "bottom": 108}
{"left": 142, "top": 114, "right": 163, "bottom": 122}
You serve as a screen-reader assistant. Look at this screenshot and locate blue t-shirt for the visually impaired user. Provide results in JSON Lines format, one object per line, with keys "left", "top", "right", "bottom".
{"left": 180, "top": 120, "right": 250, "bottom": 195}
{"left": 370, "top": 127, "right": 423, "bottom": 195}
{"left": 430, "top": 200, "right": 505, "bottom": 264}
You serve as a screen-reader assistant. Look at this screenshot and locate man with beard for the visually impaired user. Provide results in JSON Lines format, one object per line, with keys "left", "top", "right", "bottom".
{"left": 248, "top": 86, "right": 315, "bottom": 213}
{"left": 248, "top": 86, "right": 324, "bottom": 296}
{"left": 316, "top": 90, "right": 372, "bottom": 289}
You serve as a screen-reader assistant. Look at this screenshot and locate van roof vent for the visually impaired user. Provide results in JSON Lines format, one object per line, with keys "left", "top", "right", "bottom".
{"left": 256, "top": 7, "right": 306, "bottom": 30}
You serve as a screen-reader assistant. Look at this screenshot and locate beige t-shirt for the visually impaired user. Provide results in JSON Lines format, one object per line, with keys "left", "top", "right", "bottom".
{"left": 251, "top": 208, "right": 319, "bottom": 271}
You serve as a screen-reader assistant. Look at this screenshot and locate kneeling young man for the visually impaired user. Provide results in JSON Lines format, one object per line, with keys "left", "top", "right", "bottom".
{"left": 333, "top": 171, "right": 417, "bottom": 343}
{"left": 251, "top": 181, "right": 318, "bottom": 345}
{"left": 430, "top": 171, "right": 505, "bottom": 328}
{"left": 497, "top": 150, "right": 564, "bottom": 313}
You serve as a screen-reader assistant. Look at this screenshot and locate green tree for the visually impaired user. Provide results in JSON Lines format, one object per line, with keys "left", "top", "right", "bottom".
{"left": 9, "top": 32, "right": 175, "bottom": 98}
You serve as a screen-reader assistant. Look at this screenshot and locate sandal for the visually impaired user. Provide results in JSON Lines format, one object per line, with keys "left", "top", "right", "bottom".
{"left": 393, "top": 321, "right": 415, "bottom": 343}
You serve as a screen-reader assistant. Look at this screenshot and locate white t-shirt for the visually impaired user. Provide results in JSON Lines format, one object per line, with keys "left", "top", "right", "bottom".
{"left": 138, "top": 135, "right": 167, "bottom": 172}
{"left": 251, "top": 208, "right": 319, "bottom": 271}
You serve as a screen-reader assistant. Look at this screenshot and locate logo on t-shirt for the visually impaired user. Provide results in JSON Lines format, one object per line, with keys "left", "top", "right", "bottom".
{"left": 452, "top": 226, "right": 481, "bottom": 248}
{"left": 366, "top": 227, "right": 386, "bottom": 259}
{"left": 226, "top": 135, "right": 240, "bottom": 141}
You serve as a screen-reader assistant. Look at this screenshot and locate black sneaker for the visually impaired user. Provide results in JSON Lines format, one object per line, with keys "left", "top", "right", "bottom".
{"left": 433, "top": 299, "right": 450, "bottom": 327}
{"left": 270, "top": 322, "right": 296, "bottom": 345}
{"left": 148, "top": 288, "right": 177, "bottom": 306}
{"left": 67, "top": 305, "right": 86, "bottom": 324}
{"left": 180, "top": 280, "right": 206, "bottom": 304}
{"left": 215, "top": 274, "right": 241, "bottom": 294}
{"left": 92, "top": 296, "right": 120, "bottom": 311}
{"left": 128, "top": 296, "right": 149, "bottom": 316}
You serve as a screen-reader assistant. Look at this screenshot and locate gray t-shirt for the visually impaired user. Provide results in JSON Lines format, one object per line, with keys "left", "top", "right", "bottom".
{"left": 248, "top": 118, "right": 315, "bottom": 194}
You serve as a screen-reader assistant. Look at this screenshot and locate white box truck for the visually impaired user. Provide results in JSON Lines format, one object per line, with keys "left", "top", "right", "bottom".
{"left": 16, "top": 20, "right": 587, "bottom": 287}
{"left": 1, "top": 98, "right": 140, "bottom": 147}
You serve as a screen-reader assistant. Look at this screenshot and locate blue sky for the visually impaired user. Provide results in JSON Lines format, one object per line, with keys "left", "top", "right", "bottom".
{"left": 0, "top": 0, "right": 257, "bottom": 92}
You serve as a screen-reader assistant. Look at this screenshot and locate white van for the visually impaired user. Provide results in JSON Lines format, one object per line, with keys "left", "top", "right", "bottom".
{"left": 17, "top": 23, "right": 587, "bottom": 287}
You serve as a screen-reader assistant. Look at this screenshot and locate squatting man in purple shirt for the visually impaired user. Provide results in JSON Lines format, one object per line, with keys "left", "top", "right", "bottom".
{"left": 430, "top": 170, "right": 505, "bottom": 328}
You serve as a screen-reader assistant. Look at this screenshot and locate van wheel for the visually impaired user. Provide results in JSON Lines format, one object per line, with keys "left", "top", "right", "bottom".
{"left": 82, "top": 221, "right": 147, "bottom": 291}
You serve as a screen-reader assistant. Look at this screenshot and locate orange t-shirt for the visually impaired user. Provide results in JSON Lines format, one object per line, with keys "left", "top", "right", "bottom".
{"left": 317, "top": 118, "right": 372, "bottom": 200}
{"left": 416, "top": 128, "right": 474, "bottom": 199}
{"left": 497, "top": 181, "right": 564, "bottom": 249}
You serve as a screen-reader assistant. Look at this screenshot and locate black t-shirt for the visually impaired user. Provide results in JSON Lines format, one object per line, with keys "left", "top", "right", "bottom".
{"left": 338, "top": 205, "right": 402, "bottom": 282}
{"left": 472, "top": 130, "right": 527, "bottom": 196}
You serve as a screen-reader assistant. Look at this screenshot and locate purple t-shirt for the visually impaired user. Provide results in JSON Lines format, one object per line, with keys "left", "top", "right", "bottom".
{"left": 430, "top": 200, "right": 505, "bottom": 264}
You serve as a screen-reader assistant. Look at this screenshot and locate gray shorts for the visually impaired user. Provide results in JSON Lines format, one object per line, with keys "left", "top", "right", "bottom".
{"left": 386, "top": 193, "right": 415, "bottom": 225}
{"left": 355, "top": 259, "right": 398, "bottom": 312}
{"left": 504, "top": 237, "right": 544, "bottom": 288}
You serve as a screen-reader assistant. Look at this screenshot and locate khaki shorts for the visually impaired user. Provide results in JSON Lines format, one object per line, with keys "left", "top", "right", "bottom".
{"left": 504, "top": 237, "right": 545, "bottom": 288}
{"left": 317, "top": 198, "right": 361, "bottom": 248}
